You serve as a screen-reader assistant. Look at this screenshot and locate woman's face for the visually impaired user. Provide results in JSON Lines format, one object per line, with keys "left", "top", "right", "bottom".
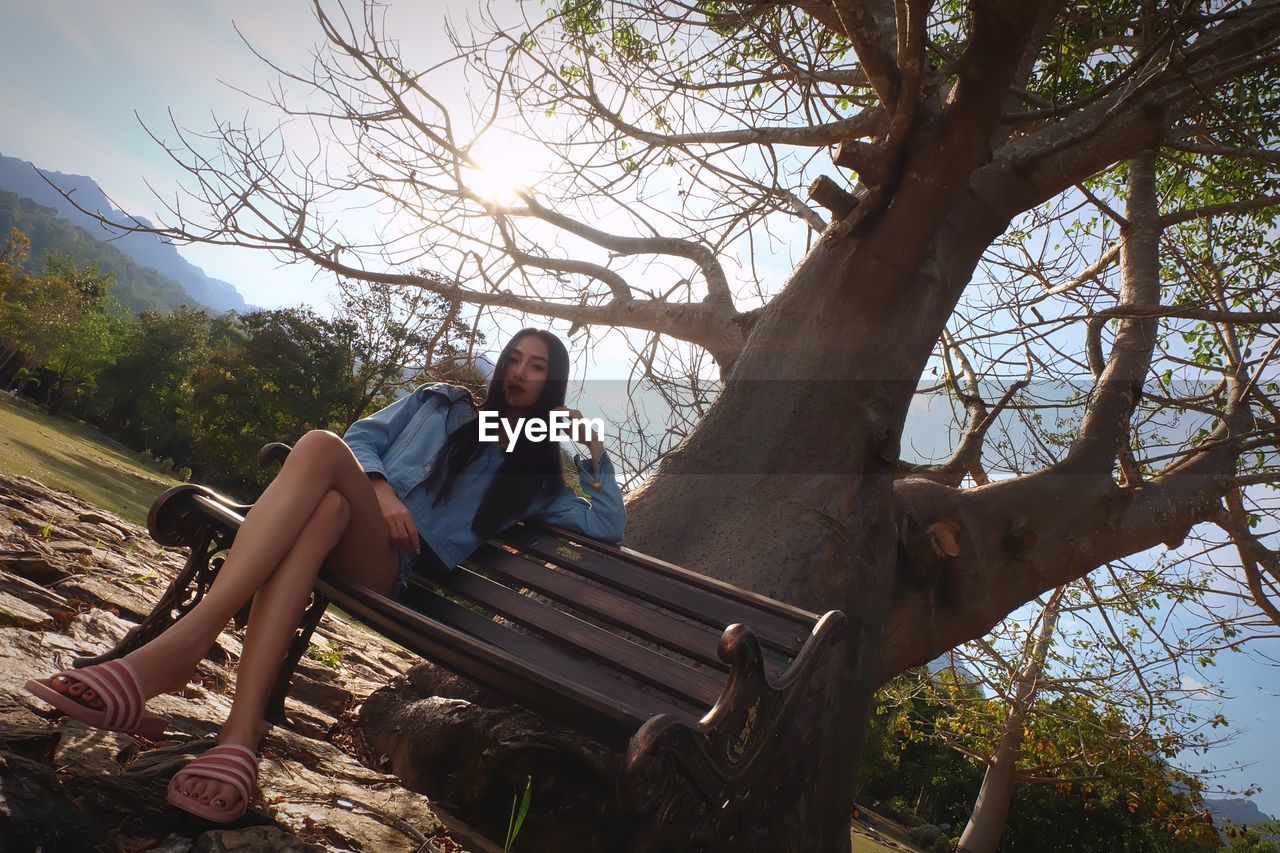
{"left": 502, "top": 334, "right": 550, "bottom": 412}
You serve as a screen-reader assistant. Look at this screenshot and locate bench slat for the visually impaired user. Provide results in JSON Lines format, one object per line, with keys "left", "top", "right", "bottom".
{"left": 531, "top": 523, "right": 821, "bottom": 625}
{"left": 318, "top": 576, "right": 695, "bottom": 745}
{"left": 503, "top": 525, "right": 814, "bottom": 655}
{"left": 398, "top": 578, "right": 701, "bottom": 724}
{"left": 470, "top": 544, "right": 732, "bottom": 670}
{"left": 435, "top": 567, "right": 725, "bottom": 709}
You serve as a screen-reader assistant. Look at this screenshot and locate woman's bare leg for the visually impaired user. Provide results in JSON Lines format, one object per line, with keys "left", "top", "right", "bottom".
{"left": 48, "top": 430, "right": 399, "bottom": 716}
{"left": 172, "top": 487, "right": 351, "bottom": 809}
{"left": 163, "top": 431, "right": 405, "bottom": 811}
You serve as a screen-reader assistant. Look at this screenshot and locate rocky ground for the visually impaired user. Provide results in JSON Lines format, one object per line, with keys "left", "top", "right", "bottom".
{"left": 0, "top": 473, "right": 503, "bottom": 852}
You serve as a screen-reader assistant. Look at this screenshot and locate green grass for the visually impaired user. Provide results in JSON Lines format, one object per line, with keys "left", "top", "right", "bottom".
{"left": 850, "top": 836, "right": 901, "bottom": 853}
{"left": 0, "top": 395, "right": 180, "bottom": 525}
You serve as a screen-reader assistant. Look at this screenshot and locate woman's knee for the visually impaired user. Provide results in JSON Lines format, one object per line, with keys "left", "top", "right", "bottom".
{"left": 312, "top": 489, "right": 350, "bottom": 530}
{"left": 287, "top": 430, "right": 348, "bottom": 470}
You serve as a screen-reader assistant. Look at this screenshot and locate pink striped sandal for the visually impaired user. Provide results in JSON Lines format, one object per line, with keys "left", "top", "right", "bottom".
{"left": 25, "top": 659, "right": 168, "bottom": 739}
{"left": 167, "top": 744, "right": 259, "bottom": 823}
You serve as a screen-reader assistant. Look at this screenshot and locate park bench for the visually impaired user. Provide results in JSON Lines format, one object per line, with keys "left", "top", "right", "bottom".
{"left": 76, "top": 443, "right": 845, "bottom": 850}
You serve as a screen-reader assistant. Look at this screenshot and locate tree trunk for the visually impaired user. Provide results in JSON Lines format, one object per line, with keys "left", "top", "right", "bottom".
{"left": 955, "top": 588, "right": 1064, "bottom": 853}
{"left": 622, "top": 200, "right": 1006, "bottom": 849}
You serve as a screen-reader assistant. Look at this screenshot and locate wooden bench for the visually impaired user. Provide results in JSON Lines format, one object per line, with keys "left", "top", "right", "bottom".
{"left": 77, "top": 443, "right": 845, "bottom": 848}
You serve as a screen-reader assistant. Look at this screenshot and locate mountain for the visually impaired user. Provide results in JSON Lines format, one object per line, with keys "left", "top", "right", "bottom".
{"left": 1205, "top": 796, "right": 1276, "bottom": 828}
{"left": 0, "top": 189, "right": 197, "bottom": 314}
{"left": 0, "top": 153, "right": 248, "bottom": 313}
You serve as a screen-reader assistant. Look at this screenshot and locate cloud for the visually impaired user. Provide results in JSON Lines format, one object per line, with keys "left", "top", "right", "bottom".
{"left": 1181, "top": 675, "right": 1217, "bottom": 698}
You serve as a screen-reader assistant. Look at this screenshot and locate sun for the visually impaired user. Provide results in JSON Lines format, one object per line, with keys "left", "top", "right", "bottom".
{"left": 462, "top": 135, "right": 541, "bottom": 206}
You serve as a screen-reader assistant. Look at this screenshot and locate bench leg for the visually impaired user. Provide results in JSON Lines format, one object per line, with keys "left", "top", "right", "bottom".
{"left": 74, "top": 526, "right": 250, "bottom": 668}
{"left": 618, "top": 614, "right": 845, "bottom": 851}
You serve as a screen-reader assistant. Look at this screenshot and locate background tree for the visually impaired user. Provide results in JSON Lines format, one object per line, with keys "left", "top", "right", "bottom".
{"left": 0, "top": 227, "right": 34, "bottom": 383}
{"left": 0, "top": 244, "right": 117, "bottom": 403}
{"left": 859, "top": 670, "right": 1224, "bottom": 853}
{"left": 333, "top": 275, "right": 483, "bottom": 420}
{"left": 83, "top": 1, "right": 1280, "bottom": 847}
{"left": 43, "top": 299, "right": 130, "bottom": 416}
{"left": 913, "top": 576, "right": 1233, "bottom": 852}
{"left": 1221, "top": 822, "right": 1280, "bottom": 853}
{"left": 181, "top": 307, "right": 365, "bottom": 490}
{"left": 95, "top": 305, "right": 217, "bottom": 453}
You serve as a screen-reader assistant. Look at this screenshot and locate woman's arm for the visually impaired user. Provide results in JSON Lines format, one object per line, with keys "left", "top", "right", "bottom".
{"left": 341, "top": 386, "right": 438, "bottom": 480}
{"left": 533, "top": 451, "right": 627, "bottom": 543}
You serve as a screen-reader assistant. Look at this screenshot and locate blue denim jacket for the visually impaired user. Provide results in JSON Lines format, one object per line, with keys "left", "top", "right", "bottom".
{"left": 342, "top": 383, "right": 627, "bottom": 574}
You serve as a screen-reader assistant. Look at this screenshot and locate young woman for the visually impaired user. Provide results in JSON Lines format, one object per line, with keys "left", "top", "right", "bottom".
{"left": 25, "top": 328, "right": 626, "bottom": 822}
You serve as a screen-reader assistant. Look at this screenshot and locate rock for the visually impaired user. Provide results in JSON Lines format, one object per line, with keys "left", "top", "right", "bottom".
{"left": 0, "top": 567, "right": 70, "bottom": 610}
{"left": 0, "top": 546, "right": 71, "bottom": 582}
{"left": 194, "top": 826, "right": 322, "bottom": 852}
{"left": 0, "top": 589, "right": 54, "bottom": 629}
{"left": 75, "top": 511, "right": 134, "bottom": 540}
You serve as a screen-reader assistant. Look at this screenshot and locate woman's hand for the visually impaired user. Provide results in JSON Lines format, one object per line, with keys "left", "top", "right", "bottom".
{"left": 370, "top": 477, "right": 419, "bottom": 552}
{"left": 553, "top": 406, "right": 605, "bottom": 462}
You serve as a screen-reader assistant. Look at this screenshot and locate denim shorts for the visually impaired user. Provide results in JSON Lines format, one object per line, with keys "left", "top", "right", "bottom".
{"left": 392, "top": 535, "right": 449, "bottom": 599}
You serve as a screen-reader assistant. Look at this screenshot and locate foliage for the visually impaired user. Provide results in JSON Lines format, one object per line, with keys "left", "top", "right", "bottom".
{"left": 307, "top": 641, "right": 344, "bottom": 671}
{"left": 334, "top": 276, "right": 484, "bottom": 421}
{"left": 179, "top": 307, "right": 366, "bottom": 490}
{"left": 860, "top": 674, "right": 1226, "bottom": 853}
{"left": 0, "top": 235, "right": 128, "bottom": 413}
{"left": 503, "top": 775, "right": 533, "bottom": 853}
{"left": 1220, "top": 822, "right": 1280, "bottom": 853}
{"left": 0, "top": 221, "right": 484, "bottom": 496}
{"left": 92, "top": 304, "right": 217, "bottom": 458}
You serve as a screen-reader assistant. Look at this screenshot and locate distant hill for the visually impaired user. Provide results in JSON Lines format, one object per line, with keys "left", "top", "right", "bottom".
{"left": 0, "top": 153, "right": 248, "bottom": 313}
{"left": 0, "top": 190, "right": 201, "bottom": 314}
{"left": 1206, "top": 796, "right": 1276, "bottom": 828}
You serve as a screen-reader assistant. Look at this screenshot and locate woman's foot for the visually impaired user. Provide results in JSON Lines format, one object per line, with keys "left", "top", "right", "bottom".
{"left": 167, "top": 743, "right": 259, "bottom": 823}
{"left": 170, "top": 715, "right": 265, "bottom": 820}
{"left": 34, "top": 645, "right": 195, "bottom": 705}
{"left": 25, "top": 659, "right": 169, "bottom": 738}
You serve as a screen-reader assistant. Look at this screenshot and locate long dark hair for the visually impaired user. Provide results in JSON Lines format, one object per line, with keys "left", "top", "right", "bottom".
{"left": 425, "top": 328, "right": 569, "bottom": 536}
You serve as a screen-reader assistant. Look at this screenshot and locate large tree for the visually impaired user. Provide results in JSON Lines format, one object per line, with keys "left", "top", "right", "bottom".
{"left": 92, "top": 1, "right": 1280, "bottom": 848}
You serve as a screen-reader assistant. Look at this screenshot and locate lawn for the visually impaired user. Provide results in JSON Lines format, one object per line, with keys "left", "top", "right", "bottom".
{"left": 0, "top": 394, "right": 179, "bottom": 525}
{"left": 850, "top": 806, "right": 925, "bottom": 853}
{"left": 851, "top": 835, "right": 901, "bottom": 853}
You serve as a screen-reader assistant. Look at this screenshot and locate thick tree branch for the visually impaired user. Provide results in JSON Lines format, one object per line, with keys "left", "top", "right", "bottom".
{"left": 516, "top": 197, "right": 734, "bottom": 307}
{"left": 1160, "top": 194, "right": 1280, "bottom": 227}
{"left": 574, "top": 92, "right": 883, "bottom": 148}
{"left": 1066, "top": 150, "right": 1161, "bottom": 473}
{"left": 1215, "top": 490, "right": 1280, "bottom": 628}
{"left": 829, "top": 0, "right": 902, "bottom": 106}
{"left": 885, "top": 392, "right": 1254, "bottom": 681}
{"left": 1165, "top": 140, "right": 1280, "bottom": 168}
{"left": 976, "top": 4, "right": 1280, "bottom": 221}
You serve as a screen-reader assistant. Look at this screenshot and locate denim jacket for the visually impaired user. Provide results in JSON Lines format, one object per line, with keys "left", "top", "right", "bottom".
{"left": 342, "top": 383, "right": 627, "bottom": 571}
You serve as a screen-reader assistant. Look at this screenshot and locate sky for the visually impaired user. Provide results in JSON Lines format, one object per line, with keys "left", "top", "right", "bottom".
{"left": 2, "top": 0, "right": 1278, "bottom": 821}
